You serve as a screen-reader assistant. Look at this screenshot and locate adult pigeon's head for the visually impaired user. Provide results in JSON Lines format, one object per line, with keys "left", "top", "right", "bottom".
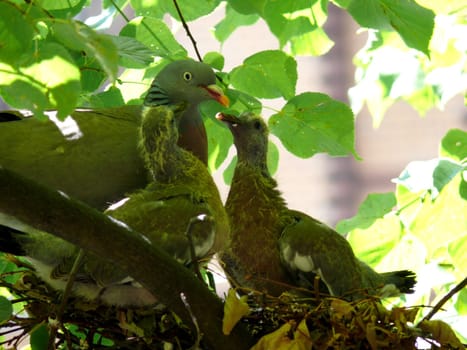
{"left": 217, "top": 111, "right": 269, "bottom": 168}
{"left": 143, "top": 59, "right": 229, "bottom": 165}
{"left": 144, "top": 59, "right": 229, "bottom": 107}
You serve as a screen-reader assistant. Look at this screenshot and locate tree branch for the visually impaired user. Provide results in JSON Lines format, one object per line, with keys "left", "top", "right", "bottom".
{"left": 172, "top": 0, "right": 203, "bottom": 62}
{"left": 0, "top": 167, "right": 254, "bottom": 350}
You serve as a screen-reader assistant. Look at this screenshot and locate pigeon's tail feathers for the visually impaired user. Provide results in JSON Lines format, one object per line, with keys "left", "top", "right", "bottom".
{"left": 381, "top": 270, "right": 417, "bottom": 294}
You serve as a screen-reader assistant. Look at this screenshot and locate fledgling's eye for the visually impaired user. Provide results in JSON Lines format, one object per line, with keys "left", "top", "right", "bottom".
{"left": 183, "top": 71, "right": 193, "bottom": 81}
{"left": 253, "top": 121, "right": 262, "bottom": 130}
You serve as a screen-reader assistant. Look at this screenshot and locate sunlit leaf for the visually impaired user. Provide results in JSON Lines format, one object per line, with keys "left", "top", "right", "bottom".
{"left": 230, "top": 50, "right": 297, "bottom": 99}
{"left": 336, "top": 193, "right": 396, "bottom": 233}
{"left": 222, "top": 289, "right": 250, "bottom": 335}
{"left": 269, "top": 92, "right": 358, "bottom": 158}
{"left": 0, "top": 2, "right": 34, "bottom": 65}
{"left": 419, "top": 319, "right": 464, "bottom": 349}
{"left": 448, "top": 235, "right": 467, "bottom": 280}
{"left": 410, "top": 174, "right": 467, "bottom": 258}
{"left": 213, "top": 3, "right": 259, "bottom": 43}
{"left": 343, "top": 0, "right": 434, "bottom": 55}
{"left": 251, "top": 319, "right": 312, "bottom": 350}
{"left": 110, "top": 35, "right": 154, "bottom": 68}
{"left": 440, "top": 129, "right": 467, "bottom": 163}
{"left": 347, "top": 215, "right": 402, "bottom": 267}
{"left": 120, "top": 16, "right": 187, "bottom": 58}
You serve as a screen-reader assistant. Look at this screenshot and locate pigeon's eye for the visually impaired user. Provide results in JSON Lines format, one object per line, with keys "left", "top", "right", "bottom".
{"left": 183, "top": 71, "right": 193, "bottom": 81}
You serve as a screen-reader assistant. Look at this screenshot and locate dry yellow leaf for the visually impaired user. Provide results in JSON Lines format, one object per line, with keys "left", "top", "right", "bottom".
{"left": 251, "top": 319, "right": 312, "bottom": 350}
{"left": 222, "top": 288, "right": 250, "bottom": 335}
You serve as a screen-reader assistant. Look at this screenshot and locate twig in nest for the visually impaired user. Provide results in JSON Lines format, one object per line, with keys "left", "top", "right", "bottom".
{"left": 172, "top": 0, "right": 203, "bottom": 62}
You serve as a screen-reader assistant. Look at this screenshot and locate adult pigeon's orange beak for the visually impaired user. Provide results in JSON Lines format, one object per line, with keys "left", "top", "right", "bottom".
{"left": 204, "top": 84, "right": 230, "bottom": 107}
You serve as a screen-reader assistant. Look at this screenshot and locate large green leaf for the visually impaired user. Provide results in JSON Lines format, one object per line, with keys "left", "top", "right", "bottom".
{"left": 410, "top": 174, "right": 467, "bottom": 258}
{"left": 336, "top": 193, "right": 396, "bottom": 233}
{"left": 347, "top": 215, "right": 403, "bottom": 267}
{"left": 109, "top": 35, "right": 154, "bottom": 68}
{"left": 262, "top": 0, "right": 333, "bottom": 56}
{"left": 120, "top": 16, "right": 187, "bottom": 59}
{"left": 214, "top": 3, "right": 259, "bottom": 43}
{"left": 269, "top": 92, "right": 358, "bottom": 158}
{"left": 0, "top": 2, "right": 34, "bottom": 65}
{"left": 227, "top": 0, "right": 267, "bottom": 15}
{"left": 30, "top": 323, "right": 49, "bottom": 350}
{"left": 0, "top": 296, "right": 13, "bottom": 323}
{"left": 53, "top": 21, "right": 119, "bottom": 82}
{"left": 0, "top": 43, "right": 81, "bottom": 119}
{"left": 448, "top": 235, "right": 467, "bottom": 280}
{"left": 440, "top": 129, "right": 467, "bottom": 163}
{"left": 131, "top": 0, "right": 221, "bottom": 21}
{"left": 229, "top": 50, "right": 297, "bottom": 99}
{"left": 341, "top": 0, "right": 434, "bottom": 55}
{"left": 394, "top": 158, "right": 464, "bottom": 198}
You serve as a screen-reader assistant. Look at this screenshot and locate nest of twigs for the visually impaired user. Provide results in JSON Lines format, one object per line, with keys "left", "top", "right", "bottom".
{"left": 1, "top": 258, "right": 465, "bottom": 350}
{"left": 0, "top": 260, "right": 196, "bottom": 349}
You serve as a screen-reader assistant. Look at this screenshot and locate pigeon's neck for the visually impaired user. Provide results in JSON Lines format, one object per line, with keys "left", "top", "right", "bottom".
{"left": 147, "top": 144, "right": 197, "bottom": 184}
{"left": 177, "top": 104, "right": 208, "bottom": 165}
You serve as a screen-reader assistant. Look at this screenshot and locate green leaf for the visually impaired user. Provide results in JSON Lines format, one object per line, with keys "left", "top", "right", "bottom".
{"left": 53, "top": 21, "right": 119, "bottom": 82}
{"left": 89, "top": 86, "right": 125, "bottom": 108}
{"left": 410, "top": 174, "right": 467, "bottom": 258}
{"left": 448, "top": 235, "right": 467, "bottom": 280}
{"left": 375, "top": 233, "right": 426, "bottom": 272}
{"left": 269, "top": 92, "right": 358, "bottom": 158}
{"left": 347, "top": 215, "right": 402, "bottom": 267}
{"left": 214, "top": 3, "right": 259, "bottom": 43}
{"left": 229, "top": 50, "right": 297, "bottom": 99}
{"left": 223, "top": 155, "right": 237, "bottom": 184}
{"left": 262, "top": 0, "right": 333, "bottom": 56}
{"left": 394, "top": 158, "right": 464, "bottom": 198}
{"left": 110, "top": 35, "right": 154, "bottom": 68}
{"left": 455, "top": 288, "right": 467, "bottom": 316}
{"left": 440, "top": 129, "right": 467, "bottom": 163}
{"left": 0, "top": 2, "right": 34, "bottom": 65}
{"left": 0, "top": 296, "right": 13, "bottom": 323}
{"left": 336, "top": 193, "right": 396, "bottom": 233}
{"left": 131, "top": 0, "right": 221, "bottom": 21}
{"left": 226, "top": 89, "right": 262, "bottom": 115}
{"left": 203, "top": 52, "right": 225, "bottom": 71}
{"left": 344, "top": 0, "right": 435, "bottom": 55}
{"left": 267, "top": 141, "right": 279, "bottom": 175}
{"left": 0, "top": 43, "right": 81, "bottom": 119}
{"left": 228, "top": 0, "right": 266, "bottom": 15}
{"left": 30, "top": 323, "right": 49, "bottom": 350}
{"left": 120, "top": 16, "right": 187, "bottom": 58}
{"left": 289, "top": 26, "right": 334, "bottom": 56}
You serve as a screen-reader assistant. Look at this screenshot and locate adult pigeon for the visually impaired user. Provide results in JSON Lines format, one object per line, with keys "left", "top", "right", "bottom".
{"left": 0, "top": 104, "right": 229, "bottom": 307}
{"left": 217, "top": 111, "right": 416, "bottom": 300}
{"left": 0, "top": 59, "right": 228, "bottom": 209}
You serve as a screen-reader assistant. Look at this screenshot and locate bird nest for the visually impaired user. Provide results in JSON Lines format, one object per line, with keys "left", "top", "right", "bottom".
{"left": 0, "top": 258, "right": 464, "bottom": 350}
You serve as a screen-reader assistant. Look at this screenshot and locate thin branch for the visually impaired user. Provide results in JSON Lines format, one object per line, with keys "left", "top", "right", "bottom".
{"left": 421, "top": 276, "right": 467, "bottom": 322}
{"left": 172, "top": 0, "right": 203, "bottom": 62}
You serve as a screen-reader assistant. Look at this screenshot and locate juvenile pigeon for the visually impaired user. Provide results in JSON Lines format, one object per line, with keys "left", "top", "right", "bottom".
{"left": 218, "top": 112, "right": 416, "bottom": 300}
